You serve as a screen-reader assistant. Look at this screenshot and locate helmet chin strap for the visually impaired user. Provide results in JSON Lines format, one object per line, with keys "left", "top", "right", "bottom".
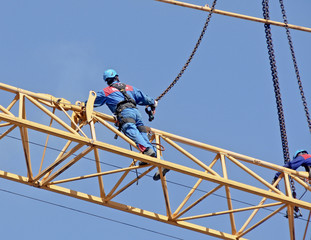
{"left": 107, "top": 76, "right": 119, "bottom": 86}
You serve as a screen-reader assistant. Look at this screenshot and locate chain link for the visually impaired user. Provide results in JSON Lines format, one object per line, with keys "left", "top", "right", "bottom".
{"left": 156, "top": 0, "right": 218, "bottom": 101}
{"left": 278, "top": 0, "right": 307, "bottom": 214}
{"left": 262, "top": 0, "right": 291, "bottom": 164}
{"left": 279, "top": 0, "right": 311, "bottom": 133}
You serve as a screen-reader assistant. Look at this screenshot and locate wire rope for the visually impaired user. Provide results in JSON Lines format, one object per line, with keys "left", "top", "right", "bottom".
{"left": 0, "top": 187, "right": 185, "bottom": 240}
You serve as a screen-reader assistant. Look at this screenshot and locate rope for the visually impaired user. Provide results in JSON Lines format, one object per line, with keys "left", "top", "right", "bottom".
{"left": 0, "top": 188, "right": 184, "bottom": 240}
{"left": 156, "top": 0, "right": 218, "bottom": 101}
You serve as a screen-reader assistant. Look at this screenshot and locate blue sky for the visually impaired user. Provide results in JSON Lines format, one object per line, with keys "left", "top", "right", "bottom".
{"left": 1, "top": 1, "right": 311, "bottom": 239}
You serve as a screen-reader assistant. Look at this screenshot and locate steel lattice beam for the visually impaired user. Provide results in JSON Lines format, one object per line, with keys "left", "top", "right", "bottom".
{"left": 155, "top": 0, "right": 311, "bottom": 33}
{"left": 0, "top": 82, "right": 311, "bottom": 240}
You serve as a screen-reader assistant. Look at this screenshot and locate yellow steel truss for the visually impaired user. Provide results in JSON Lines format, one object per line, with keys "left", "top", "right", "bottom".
{"left": 0, "top": 82, "right": 311, "bottom": 240}
{"left": 156, "top": 0, "right": 311, "bottom": 33}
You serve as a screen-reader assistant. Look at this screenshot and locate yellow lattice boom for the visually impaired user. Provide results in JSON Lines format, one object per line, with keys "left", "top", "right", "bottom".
{"left": 0, "top": 82, "right": 310, "bottom": 240}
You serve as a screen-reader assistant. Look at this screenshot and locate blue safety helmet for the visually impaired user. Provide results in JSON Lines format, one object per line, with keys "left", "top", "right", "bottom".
{"left": 103, "top": 69, "right": 118, "bottom": 81}
{"left": 293, "top": 149, "right": 308, "bottom": 159}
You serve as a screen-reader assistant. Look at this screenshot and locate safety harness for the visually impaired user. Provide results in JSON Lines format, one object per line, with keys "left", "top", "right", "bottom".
{"left": 111, "top": 83, "right": 147, "bottom": 135}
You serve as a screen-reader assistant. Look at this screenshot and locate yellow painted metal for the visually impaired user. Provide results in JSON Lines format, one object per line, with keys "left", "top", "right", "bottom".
{"left": 221, "top": 154, "right": 237, "bottom": 235}
{"left": 227, "top": 155, "right": 283, "bottom": 195}
{"left": 89, "top": 100, "right": 106, "bottom": 198}
{"left": 33, "top": 142, "right": 84, "bottom": 182}
{"left": 39, "top": 108, "right": 55, "bottom": 173}
{"left": 18, "top": 93, "right": 33, "bottom": 181}
{"left": 106, "top": 166, "right": 157, "bottom": 202}
{"left": 155, "top": 0, "right": 311, "bottom": 33}
{"left": 49, "top": 165, "right": 146, "bottom": 185}
{"left": 156, "top": 134, "right": 172, "bottom": 219}
{"left": 1, "top": 83, "right": 311, "bottom": 239}
{"left": 95, "top": 116, "right": 138, "bottom": 150}
{"left": 237, "top": 176, "right": 283, "bottom": 235}
{"left": 284, "top": 173, "right": 295, "bottom": 240}
{"left": 151, "top": 127, "right": 309, "bottom": 179}
{"left": 162, "top": 135, "right": 219, "bottom": 175}
{"left": 0, "top": 170, "right": 247, "bottom": 240}
{"left": 40, "top": 146, "right": 94, "bottom": 186}
{"left": 236, "top": 205, "right": 287, "bottom": 238}
{"left": 0, "top": 124, "right": 16, "bottom": 139}
{"left": 173, "top": 174, "right": 206, "bottom": 218}
{"left": 41, "top": 140, "right": 72, "bottom": 182}
{"left": 174, "top": 184, "right": 223, "bottom": 219}
{"left": 1, "top": 109, "right": 311, "bottom": 205}
{"left": 86, "top": 91, "right": 96, "bottom": 123}
{"left": 0, "top": 104, "right": 15, "bottom": 116}
{"left": 178, "top": 202, "right": 283, "bottom": 221}
{"left": 303, "top": 211, "right": 311, "bottom": 240}
{"left": 25, "top": 94, "right": 79, "bottom": 135}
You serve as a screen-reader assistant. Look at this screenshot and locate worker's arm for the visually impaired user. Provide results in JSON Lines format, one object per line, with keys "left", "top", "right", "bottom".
{"left": 85, "top": 90, "right": 107, "bottom": 108}
{"left": 274, "top": 161, "right": 291, "bottom": 180}
{"left": 132, "top": 87, "right": 156, "bottom": 106}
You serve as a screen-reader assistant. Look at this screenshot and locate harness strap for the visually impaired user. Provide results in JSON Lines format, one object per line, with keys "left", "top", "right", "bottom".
{"left": 118, "top": 117, "right": 136, "bottom": 126}
{"left": 114, "top": 116, "right": 136, "bottom": 140}
{"left": 137, "top": 125, "right": 147, "bottom": 133}
{"left": 116, "top": 101, "right": 136, "bottom": 114}
{"left": 111, "top": 83, "right": 147, "bottom": 139}
{"left": 111, "top": 83, "right": 136, "bottom": 113}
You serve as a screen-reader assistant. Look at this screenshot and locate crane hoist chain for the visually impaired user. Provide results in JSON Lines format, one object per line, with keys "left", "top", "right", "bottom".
{"left": 279, "top": 0, "right": 311, "bottom": 134}
{"left": 155, "top": 0, "right": 218, "bottom": 102}
{"left": 262, "top": 0, "right": 290, "bottom": 164}
{"left": 264, "top": 0, "right": 302, "bottom": 218}
{"left": 279, "top": 0, "right": 310, "bottom": 218}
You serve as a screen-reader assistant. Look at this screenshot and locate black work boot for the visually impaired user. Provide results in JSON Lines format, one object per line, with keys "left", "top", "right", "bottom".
{"left": 139, "top": 147, "right": 156, "bottom": 166}
{"left": 304, "top": 166, "right": 311, "bottom": 179}
{"left": 153, "top": 168, "right": 170, "bottom": 181}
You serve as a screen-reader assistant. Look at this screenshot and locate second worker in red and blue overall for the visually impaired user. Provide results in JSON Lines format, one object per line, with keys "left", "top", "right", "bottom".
{"left": 274, "top": 149, "right": 311, "bottom": 181}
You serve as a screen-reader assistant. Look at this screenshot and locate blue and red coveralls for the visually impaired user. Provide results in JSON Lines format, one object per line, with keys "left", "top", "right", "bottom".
{"left": 91, "top": 81, "right": 156, "bottom": 155}
{"left": 274, "top": 154, "right": 311, "bottom": 179}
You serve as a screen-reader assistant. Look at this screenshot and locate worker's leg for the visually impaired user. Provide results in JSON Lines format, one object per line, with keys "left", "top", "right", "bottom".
{"left": 120, "top": 108, "right": 155, "bottom": 156}
{"left": 122, "top": 122, "right": 154, "bottom": 152}
{"left": 304, "top": 158, "right": 311, "bottom": 178}
{"left": 134, "top": 111, "right": 157, "bottom": 154}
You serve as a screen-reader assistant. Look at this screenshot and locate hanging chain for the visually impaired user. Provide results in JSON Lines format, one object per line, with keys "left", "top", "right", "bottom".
{"left": 156, "top": 0, "right": 218, "bottom": 101}
{"left": 279, "top": 0, "right": 306, "bottom": 218}
{"left": 262, "top": 0, "right": 290, "bottom": 164}
{"left": 279, "top": 0, "right": 311, "bottom": 133}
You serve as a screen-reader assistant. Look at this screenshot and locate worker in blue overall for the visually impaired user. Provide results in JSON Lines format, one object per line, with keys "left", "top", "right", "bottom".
{"left": 273, "top": 149, "right": 311, "bottom": 182}
{"left": 272, "top": 149, "right": 310, "bottom": 219}
{"left": 87, "top": 69, "right": 169, "bottom": 181}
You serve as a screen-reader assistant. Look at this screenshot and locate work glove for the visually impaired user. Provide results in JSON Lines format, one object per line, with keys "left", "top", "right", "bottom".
{"left": 152, "top": 100, "right": 158, "bottom": 108}
{"left": 151, "top": 100, "right": 158, "bottom": 115}
{"left": 145, "top": 101, "right": 157, "bottom": 122}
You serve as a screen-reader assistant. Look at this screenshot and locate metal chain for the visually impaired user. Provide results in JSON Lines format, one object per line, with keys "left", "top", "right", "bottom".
{"left": 279, "top": 0, "right": 311, "bottom": 133}
{"left": 156, "top": 0, "right": 218, "bottom": 101}
{"left": 262, "top": 0, "right": 291, "bottom": 164}
{"left": 279, "top": 0, "right": 307, "bottom": 218}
